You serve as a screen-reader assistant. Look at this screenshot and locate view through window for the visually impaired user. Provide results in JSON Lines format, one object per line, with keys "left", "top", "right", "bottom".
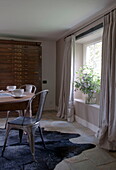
{"left": 84, "top": 40, "right": 102, "bottom": 76}
{"left": 75, "top": 28, "right": 103, "bottom": 103}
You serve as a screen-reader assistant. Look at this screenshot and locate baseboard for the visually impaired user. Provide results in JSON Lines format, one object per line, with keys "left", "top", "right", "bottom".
{"left": 75, "top": 115, "right": 99, "bottom": 133}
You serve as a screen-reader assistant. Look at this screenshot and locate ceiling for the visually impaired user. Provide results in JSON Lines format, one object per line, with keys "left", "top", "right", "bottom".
{"left": 0, "top": 0, "right": 115, "bottom": 41}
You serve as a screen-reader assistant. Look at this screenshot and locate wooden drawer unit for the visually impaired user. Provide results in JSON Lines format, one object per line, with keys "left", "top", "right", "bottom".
{"left": 0, "top": 40, "right": 42, "bottom": 114}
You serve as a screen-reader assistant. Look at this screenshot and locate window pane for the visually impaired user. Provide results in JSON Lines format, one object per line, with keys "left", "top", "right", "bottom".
{"left": 85, "top": 41, "right": 102, "bottom": 76}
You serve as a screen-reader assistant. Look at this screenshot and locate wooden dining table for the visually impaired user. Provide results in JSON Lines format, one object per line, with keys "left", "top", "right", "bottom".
{"left": 0, "top": 91, "right": 34, "bottom": 116}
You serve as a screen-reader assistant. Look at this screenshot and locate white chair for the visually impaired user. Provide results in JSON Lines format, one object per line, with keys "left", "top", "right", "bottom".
{"left": 19, "top": 84, "right": 36, "bottom": 94}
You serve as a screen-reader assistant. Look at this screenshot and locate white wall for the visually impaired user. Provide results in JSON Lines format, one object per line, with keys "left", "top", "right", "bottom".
{"left": 75, "top": 99, "right": 99, "bottom": 133}
{"left": 42, "top": 40, "right": 56, "bottom": 110}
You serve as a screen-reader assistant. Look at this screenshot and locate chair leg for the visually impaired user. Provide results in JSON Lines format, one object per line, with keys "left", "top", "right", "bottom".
{"left": 5, "top": 110, "right": 20, "bottom": 129}
{"left": 5, "top": 111, "right": 10, "bottom": 129}
{"left": 38, "top": 126, "right": 46, "bottom": 149}
{"left": 19, "top": 129, "right": 23, "bottom": 143}
{"left": 1, "top": 125, "right": 11, "bottom": 156}
{"left": 26, "top": 129, "right": 35, "bottom": 161}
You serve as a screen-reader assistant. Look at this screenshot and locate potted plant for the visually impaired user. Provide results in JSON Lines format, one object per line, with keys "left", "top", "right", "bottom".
{"left": 74, "top": 66, "right": 101, "bottom": 104}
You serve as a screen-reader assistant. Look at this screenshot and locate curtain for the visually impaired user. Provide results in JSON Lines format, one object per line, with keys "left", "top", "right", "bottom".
{"left": 57, "top": 36, "right": 75, "bottom": 122}
{"left": 98, "top": 9, "right": 116, "bottom": 150}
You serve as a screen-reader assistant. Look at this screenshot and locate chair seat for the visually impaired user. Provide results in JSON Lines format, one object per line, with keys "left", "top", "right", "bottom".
{"left": 8, "top": 116, "right": 37, "bottom": 126}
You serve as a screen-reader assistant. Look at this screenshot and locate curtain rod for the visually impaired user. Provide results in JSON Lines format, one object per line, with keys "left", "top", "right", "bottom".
{"left": 65, "top": 16, "right": 103, "bottom": 39}
{"left": 75, "top": 23, "right": 103, "bottom": 40}
{"left": 64, "top": 6, "right": 116, "bottom": 39}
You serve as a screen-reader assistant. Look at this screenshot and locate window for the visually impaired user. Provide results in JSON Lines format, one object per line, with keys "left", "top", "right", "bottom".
{"left": 75, "top": 28, "right": 103, "bottom": 75}
{"left": 83, "top": 40, "right": 102, "bottom": 76}
{"left": 75, "top": 28, "right": 103, "bottom": 103}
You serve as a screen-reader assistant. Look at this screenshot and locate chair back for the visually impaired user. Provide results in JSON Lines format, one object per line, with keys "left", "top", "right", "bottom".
{"left": 19, "top": 84, "right": 36, "bottom": 93}
{"left": 26, "top": 90, "right": 49, "bottom": 121}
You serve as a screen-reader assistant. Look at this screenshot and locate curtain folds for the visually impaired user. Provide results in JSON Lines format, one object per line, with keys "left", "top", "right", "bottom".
{"left": 98, "top": 9, "right": 116, "bottom": 150}
{"left": 57, "top": 36, "right": 75, "bottom": 122}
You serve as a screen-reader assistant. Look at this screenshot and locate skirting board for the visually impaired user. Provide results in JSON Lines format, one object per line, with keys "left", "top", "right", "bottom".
{"left": 75, "top": 115, "right": 99, "bottom": 133}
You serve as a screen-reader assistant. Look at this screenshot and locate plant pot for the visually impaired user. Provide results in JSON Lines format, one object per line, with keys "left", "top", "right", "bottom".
{"left": 85, "top": 93, "right": 96, "bottom": 104}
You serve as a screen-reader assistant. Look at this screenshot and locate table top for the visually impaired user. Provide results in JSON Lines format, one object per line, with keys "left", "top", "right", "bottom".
{"left": 0, "top": 91, "right": 34, "bottom": 104}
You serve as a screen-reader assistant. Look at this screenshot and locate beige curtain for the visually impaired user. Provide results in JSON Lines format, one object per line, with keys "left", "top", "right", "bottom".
{"left": 57, "top": 36, "right": 75, "bottom": 122}
{"left": 98, "top": 9, "right": 116, "bottom": 150}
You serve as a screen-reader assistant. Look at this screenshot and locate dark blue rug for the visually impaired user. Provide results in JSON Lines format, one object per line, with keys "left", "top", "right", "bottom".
{"left": 0, "top": 128, "right": 95, "bottom": 170}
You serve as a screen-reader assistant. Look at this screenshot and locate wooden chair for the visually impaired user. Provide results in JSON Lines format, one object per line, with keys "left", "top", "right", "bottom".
{"left": 2, "top": 90, "right": 49, "bottom": 161}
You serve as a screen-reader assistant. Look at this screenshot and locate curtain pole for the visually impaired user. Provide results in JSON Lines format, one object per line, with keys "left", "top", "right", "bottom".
{"left": 64, "top": 5, "right": 116, "bottom": 39}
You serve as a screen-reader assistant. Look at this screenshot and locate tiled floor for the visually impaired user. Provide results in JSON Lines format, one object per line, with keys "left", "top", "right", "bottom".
{"left": 0, "top": 111, "right": 116, "bottom": 170}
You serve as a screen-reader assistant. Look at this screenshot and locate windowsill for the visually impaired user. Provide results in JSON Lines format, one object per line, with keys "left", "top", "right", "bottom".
{"left": 74, "top": 98, "right": 100, "bottom": 109}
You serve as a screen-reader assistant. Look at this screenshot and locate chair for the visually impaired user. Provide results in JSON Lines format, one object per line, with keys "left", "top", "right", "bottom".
{"left": 5, "top": 84, "right": 37, "bottom": 128}
{"left": 19, "top": 84, "right": 37, "bottom": 116}
{"left": 19, "top": 84, "right": 36, "bottom": 94}
{"left": 2, "top": 89, "right": 48, "bottom": 161}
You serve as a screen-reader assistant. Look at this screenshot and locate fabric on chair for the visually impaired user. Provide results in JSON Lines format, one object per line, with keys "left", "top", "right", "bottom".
{"left": 2, "top": 89, "right": 49, "bottom": 161}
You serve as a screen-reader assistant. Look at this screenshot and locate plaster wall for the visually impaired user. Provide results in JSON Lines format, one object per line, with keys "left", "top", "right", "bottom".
{"left": 42, "top": 40, "right": 56, "bottom": 110}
